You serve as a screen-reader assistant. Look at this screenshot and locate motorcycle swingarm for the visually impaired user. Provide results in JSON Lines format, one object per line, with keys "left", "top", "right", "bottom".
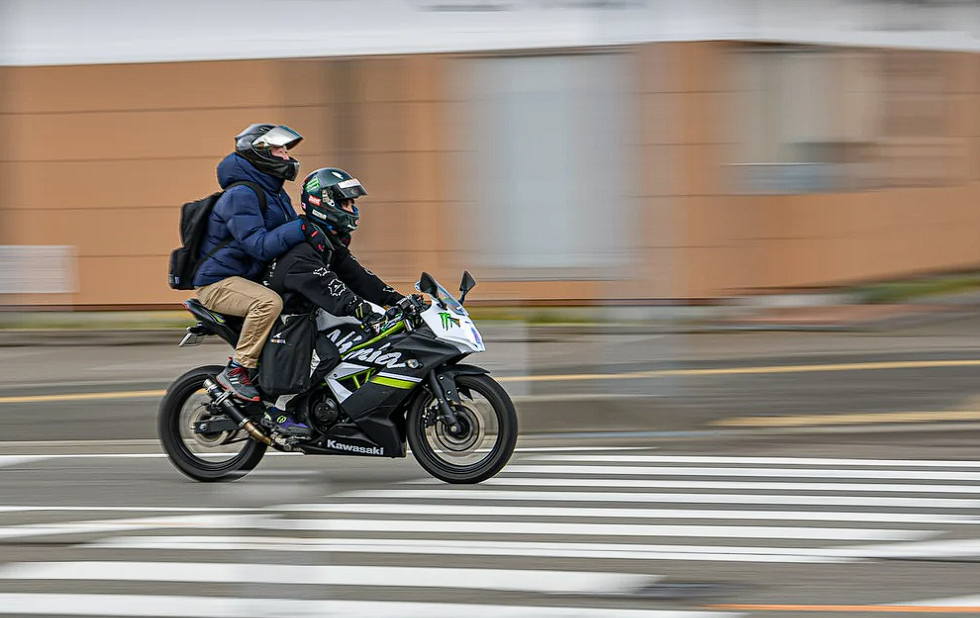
{"left": 193, "top": 416, "right": 240, "bottom": 434}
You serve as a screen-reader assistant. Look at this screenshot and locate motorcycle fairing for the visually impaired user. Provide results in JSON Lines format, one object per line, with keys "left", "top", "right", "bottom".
{"left": 312, "top": 325, "right": 468, "bottom": 456}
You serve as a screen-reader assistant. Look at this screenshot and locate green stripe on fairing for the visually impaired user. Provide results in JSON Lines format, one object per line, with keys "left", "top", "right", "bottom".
{"left": 370, "top": 375, "right": 415, "bottom": 389}
{"left": 343, "top": 321, "right": 406, "bottom": 355}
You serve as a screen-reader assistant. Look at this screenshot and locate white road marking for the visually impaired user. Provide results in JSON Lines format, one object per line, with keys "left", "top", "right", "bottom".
{"left": 87, "top": 535, "right": 858, "bottom": 563}
{"left": 0, "top": 562, "right": 656, "bottom": 595}
{"left": 0, "top": 453, "right": 166, "bottom": 459}
{"left": 529, "top": 455, "right": 980, "bottom": 468}
{"left": 279, "top": 518, "right": 930, "bottom": 541}
{"left": 900, "top": 595, "right": 980, "bottom": 607}
{"left": 0, "top": 506, "right": 253, "bottom": 513}
{"left": 0, "top": 594, "right": 741, "bottom": 618}
{"left": 505, "top": 465, "right": 980, "bottom": 481}
{"left": 514, "top": 447, "right": 655, "bottom": 453}
{"left": 0, "top": 514, "right": 260, "bottom": 540}
{"left": 0, "top": 456, "right": 50, "bottom": 468}
{"left": 277, "top": 502, "right": 977, "bottom": 525}
{"left": 473, "top": 477, "right": 980, "bottom": 493}
{"left": 0, "top": 452, "right": 301, "bottom": 459}
{"left": 849, "top": 538, "right": 980, "bottom": 560}
{"left": 342, "top": 489, "right": 980, "bottom": 509}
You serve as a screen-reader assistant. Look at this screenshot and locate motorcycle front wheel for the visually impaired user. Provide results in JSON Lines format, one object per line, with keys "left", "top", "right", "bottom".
{"left": 158, "top": 365, "right": 266, "bottom": 482}
{"left": 407, "top": 373, "right": 517, "bottom": 484}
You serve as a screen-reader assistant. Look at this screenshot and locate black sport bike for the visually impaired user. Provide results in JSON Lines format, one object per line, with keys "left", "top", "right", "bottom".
{"left": 158, "top": 272, "right": 517, "bottom": 484}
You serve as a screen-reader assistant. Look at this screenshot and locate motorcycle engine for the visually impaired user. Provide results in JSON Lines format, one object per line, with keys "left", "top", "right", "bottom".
{"left": 306, "top": 393, "right": 341, "bottom": 433}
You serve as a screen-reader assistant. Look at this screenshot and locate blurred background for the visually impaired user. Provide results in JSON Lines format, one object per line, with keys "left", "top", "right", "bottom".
{"left": 4, "top": 0, "right": 980, "bottom": 310}
{"left": 2, "top": 2, "right": 980, "bottom": 616}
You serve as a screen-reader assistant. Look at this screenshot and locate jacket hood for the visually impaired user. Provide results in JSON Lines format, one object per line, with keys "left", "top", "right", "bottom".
{"left": 216, "top": 153, "right": 285, "bottom": 194}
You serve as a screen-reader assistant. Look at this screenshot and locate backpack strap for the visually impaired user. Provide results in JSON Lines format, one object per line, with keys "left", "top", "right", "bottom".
{"left": 228, "top": 180, "right": 267, "bottom": 215}
{"left": 192, "top": 181, "right": 270, "bottom": 280}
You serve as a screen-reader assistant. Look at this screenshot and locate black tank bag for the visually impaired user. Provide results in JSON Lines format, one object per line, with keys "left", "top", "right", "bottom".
{"left": 257, "top": 310, "right": 318, "bottom": 397}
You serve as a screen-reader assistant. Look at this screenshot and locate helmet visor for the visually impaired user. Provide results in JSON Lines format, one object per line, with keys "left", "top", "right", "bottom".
{"left": 252, "top": 125, "right": 303, "bottom": 150}
{"left": 334, "top": 178, "right": 368, "bottom": 199}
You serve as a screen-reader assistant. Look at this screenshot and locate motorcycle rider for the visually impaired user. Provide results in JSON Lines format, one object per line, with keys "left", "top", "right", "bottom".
{"left": 259, "top": 167, "right": 407, "bottom": 438}
{"left": 194, "top": 124, "right": 321, "bottom": 402}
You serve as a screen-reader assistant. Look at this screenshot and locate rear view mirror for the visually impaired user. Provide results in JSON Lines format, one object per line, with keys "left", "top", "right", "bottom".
{"left": 459, "top": 271, "right": 476, "bottom": 305}
{"left": 417, "top": 272, "right": 439, "bottom": 297}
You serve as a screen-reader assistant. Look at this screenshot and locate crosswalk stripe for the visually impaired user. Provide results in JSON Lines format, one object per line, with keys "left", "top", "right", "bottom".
{"left": 505, "top": 465, "right": 980, "bottom": 481}
{"left": 848, "top": 538, "right": 980, "bottom": 559}
{"left": 0, "top": 456, "right": 48, "bottom": 469}
{"left": 279, "top": 502, "right": 977, "bottom": 524}
{"left": 529, "top": 455, "right": 980, "bottom": 468}
{"left": 343, "top": 489, "right": 980, "bottom": 509}
{"left": 0, "top": 594, "right": 741, "bottom": 618}
{"left": 901, "top": 595, "right": 980, "bottom": 607}
{"left": 3, "top": 452, "right": 975, "bottom": 616}
{"left": 279, "top": 518, "right": 930, "bottom": 541}
{"left": 0, "top": 506, "right": 253, "bottom": 514}
{"left": 85, "top": 535, "right": 868, "bottom": 563}
{"left": 0, "top": 562, "right": 655, "bottom": 595}
{"left": 0, "top": 514, "right": 260, "bottom": 541}
{"left": 477, "top": 477, "right": 980, "bottom": 494}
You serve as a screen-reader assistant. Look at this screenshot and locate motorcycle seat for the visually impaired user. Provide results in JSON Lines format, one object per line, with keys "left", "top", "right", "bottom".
{"left": 182, "top": 298, "right": 243, "bottom": 346}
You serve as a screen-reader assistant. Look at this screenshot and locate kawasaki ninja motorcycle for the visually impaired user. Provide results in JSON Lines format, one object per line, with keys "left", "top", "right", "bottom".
{"left": 158, "top": 271, "right": 517, "bottom": 484}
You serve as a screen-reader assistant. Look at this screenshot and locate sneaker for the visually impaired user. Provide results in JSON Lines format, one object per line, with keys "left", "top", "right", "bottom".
{"left": 216, "top": 361, "right": 261, "bottom": 402}
{"left": 263, "top": 410, "right": 312, "bottom": 439}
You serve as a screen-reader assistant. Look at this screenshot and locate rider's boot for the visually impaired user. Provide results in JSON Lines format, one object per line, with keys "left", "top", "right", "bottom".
{"left": 262, "top": 408, "right": 312, "bottom": 440}
{"left": 215, "top": 358, "right": 261, "bottom": 402}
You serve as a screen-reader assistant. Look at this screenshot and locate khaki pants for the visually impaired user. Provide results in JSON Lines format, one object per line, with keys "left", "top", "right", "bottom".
{"left": 196, "top": 277, "right": 283, "bottom": 369}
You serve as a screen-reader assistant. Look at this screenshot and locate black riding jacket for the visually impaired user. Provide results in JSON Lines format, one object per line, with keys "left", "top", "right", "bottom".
{"left": 262, "top": 235, "right": 403, "bottom": 317}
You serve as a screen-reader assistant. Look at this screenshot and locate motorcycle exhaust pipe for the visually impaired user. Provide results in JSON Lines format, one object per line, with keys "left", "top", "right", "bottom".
{"left": 202, "top": 378, "right": 272, "bottom": 446}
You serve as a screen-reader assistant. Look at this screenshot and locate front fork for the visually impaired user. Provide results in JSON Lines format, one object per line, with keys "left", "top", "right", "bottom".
{"left": 426, "top": 371, "right": 462, "bottom": 432}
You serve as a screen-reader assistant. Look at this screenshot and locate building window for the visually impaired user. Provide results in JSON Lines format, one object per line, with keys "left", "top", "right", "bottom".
{"left": 730, "top": 44, "right": 954, "bottom": 194}
{"left": 456, "top": 53, "right": 635, "bottom": 279}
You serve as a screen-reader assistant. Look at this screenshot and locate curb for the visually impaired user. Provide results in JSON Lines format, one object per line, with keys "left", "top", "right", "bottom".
{"left": 0, "top": 329, "right": 199, "bottom": 347}
{"left": 1, "top": 304, "right": 978, "bottom": 346}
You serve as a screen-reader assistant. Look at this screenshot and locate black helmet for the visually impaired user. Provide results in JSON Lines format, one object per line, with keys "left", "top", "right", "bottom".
{"left": 300, "top": 167, "right": 367, "bottom": 234}
{"left": 234, "top": 123, "right": 303, "bottom": 181}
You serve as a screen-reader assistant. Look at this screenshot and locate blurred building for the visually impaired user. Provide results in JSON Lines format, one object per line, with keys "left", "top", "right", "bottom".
{"left": 2, "top": 0, "right": 980, "bottom": 308}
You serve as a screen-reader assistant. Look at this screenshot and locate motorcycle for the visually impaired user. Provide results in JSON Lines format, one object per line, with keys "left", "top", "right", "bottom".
{"left": 158, "top": 271, "right": 517, "bottom": 484}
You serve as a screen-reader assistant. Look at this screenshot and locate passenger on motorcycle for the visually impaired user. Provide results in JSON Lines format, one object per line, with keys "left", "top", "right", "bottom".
{"left": 258, "top": 167, "right": 407, "bottom": 438}
{"left": 194, "top": 124, "right": 308, "bottom": 403}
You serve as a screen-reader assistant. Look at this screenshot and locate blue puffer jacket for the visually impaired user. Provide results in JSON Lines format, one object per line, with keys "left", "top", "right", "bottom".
{"left": 193, "top": 153, "right": 305, "bottom": 287}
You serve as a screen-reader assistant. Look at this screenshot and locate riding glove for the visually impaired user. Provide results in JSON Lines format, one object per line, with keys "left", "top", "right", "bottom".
{"left": 300, "top": 217, "right": 326, "bottom": 253}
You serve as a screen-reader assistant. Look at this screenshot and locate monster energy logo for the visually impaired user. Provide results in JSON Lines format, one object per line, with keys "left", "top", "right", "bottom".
{"left": 439, "top": 312, "right": 461, "bottom": 329}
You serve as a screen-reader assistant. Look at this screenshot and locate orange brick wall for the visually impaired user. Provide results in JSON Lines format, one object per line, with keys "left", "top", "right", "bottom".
{"left": 2, "top": 45, "right": 980, "bottom": 307}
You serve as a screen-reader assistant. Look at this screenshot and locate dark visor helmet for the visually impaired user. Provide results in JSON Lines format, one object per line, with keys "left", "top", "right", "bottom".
{"left": 234, "top": 123, "right": 303, "bottom": 181}
{"left": 300, "top": 167, "right": 367, "bottom": 234}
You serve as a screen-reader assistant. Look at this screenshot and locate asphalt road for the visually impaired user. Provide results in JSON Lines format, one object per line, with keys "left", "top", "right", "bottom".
{"left": 0, "top": 431, "right": 978, "bottom": 617}
{"left": 4, "top": 317, "right": 980, "bottom": 440}
{"left": 1, "top": 318, "right": 979, "bottom": 616}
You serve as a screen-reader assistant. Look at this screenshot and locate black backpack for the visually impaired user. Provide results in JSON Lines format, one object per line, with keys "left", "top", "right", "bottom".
{"left": 167, "top": 181, "right": 267, "bottom": 290}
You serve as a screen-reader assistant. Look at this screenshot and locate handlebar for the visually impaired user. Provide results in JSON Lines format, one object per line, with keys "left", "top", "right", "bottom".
{"left": 379, "top": 294, "right": 428, "bottom": 331}
{"left": 396, "top": 294, "right": 426, "bottom": 316}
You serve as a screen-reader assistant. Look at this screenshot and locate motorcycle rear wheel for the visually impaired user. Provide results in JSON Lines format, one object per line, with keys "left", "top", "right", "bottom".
{"left": 158, "top": 364, "right": 266, "bottom": 482}
{"left": 407, "top": 373, "right": 517, "bottom": 484}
